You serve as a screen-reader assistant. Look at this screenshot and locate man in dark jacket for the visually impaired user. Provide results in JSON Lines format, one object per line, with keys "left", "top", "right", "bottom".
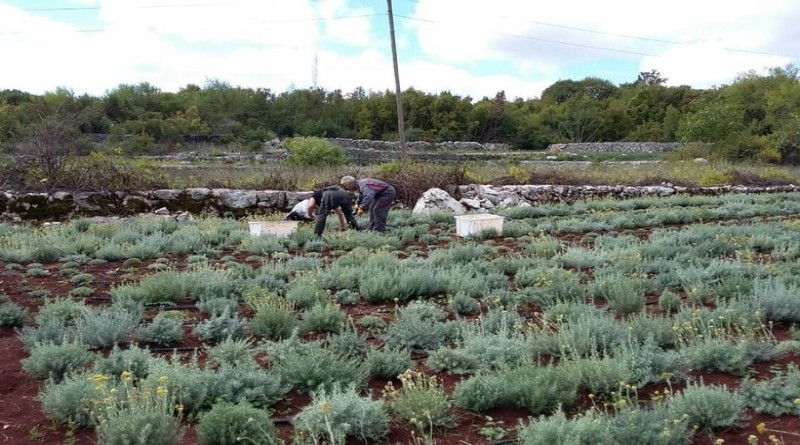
{"left": 340, "top": 176, "right": 396, "bottom": 232}
{"left": 313, "top": 185, "right": 361, "bottom": 236}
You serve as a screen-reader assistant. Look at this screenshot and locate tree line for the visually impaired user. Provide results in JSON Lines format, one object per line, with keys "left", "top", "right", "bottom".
{"left": 1, "top": 65, "right": 799, "bottom": 163}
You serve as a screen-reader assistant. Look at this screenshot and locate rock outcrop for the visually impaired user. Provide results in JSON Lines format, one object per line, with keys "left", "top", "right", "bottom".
{"left": 411, "top": 184, "right": 799, "bottom": 214}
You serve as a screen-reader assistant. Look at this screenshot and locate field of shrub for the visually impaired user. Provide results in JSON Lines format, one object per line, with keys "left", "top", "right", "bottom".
{"left": 2, "top": 191, "right": 800, "bottom": 445}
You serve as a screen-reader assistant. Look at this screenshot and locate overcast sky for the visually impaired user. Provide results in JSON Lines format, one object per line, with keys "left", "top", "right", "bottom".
{"left": 1, "top": 0, "right": 798, "bottom": 101}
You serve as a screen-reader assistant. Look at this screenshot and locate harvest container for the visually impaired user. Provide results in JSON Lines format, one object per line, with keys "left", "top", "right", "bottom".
{"left": 248, "top": 221, "right": 299, "bottom": 237}
{"left": 454, "top": 214, "right": 504, "bottom": 237}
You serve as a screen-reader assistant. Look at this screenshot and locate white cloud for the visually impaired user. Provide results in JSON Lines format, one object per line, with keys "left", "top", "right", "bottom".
{"left": 642, "top": 46, "right": 790, "bottom": 89}
{"left": 1, "top": 0, "right": 798, "bottom": 100}
{"left": 408, "top": 0, "right": 800, "bottom": 94}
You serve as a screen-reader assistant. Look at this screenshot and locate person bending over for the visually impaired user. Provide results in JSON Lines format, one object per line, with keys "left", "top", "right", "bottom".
{"left": 285, "top": 198, "right": 314, "bottom": 221}
{"left": 339, "top": 175, "right": 396, "bottom": 232}
{"left": 313, "top": 185, "right": 361, "bottom": 236}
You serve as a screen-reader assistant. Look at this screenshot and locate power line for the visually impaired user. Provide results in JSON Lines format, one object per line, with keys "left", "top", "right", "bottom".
{"left": 401, "top": 0, "right": 798, "bottom": 59}
{"left": 504, "top": 16, "right": 798, "bottom": 59}
{"left": 397, "top": 15, "right": 658, "bottom": 57}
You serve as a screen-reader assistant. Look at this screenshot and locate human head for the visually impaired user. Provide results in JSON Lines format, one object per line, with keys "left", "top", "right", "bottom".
{"left": 340, "top": 175, "right": 357, "bottom": 191}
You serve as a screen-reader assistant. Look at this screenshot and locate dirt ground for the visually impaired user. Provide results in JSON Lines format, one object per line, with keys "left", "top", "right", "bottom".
{"left": 3, "top": 236, "right": 800, "bottom": 445}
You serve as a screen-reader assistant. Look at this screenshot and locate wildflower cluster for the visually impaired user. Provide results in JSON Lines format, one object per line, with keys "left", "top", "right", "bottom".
{"left": 384, "top": 369, "right": 454, "bottom": 443}
{"left": 89, "top": 372, "right": 184, "bottom": 445}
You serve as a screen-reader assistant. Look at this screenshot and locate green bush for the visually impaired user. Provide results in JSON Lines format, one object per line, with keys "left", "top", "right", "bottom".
{"left": 667, "top": 381, "right": 744, "bottom": 432}
{"left": 657, "top": 289, "right": 683, "bottom": 313}
{"left": 209, "top": 366, "right": 290, "bottom": 409}
{"left": 196, "top": 401, "right": 281, "bottom": 445}
{"left": 267, "top": 337, "right": 366, "bottom": 394}
{"left": 452, "top": 372, "right": 508, "bottom": 412}
{"left": 136, "top": 311, "right": 184, "bottom": 347}
{"left": 22, "top": 341, "right": 95, "bottom": 380}
{"left": 93, "top": 344, "right": 152, "bottom": 380}
{"left": 448, "top": 291, "right": 481, "bottom": 316}
{"left": 193, "top": 310, "right": 247, "bottom": 344}
{"left": 385, "top": 369, "right": 455, "bottom": 431}
{"left": 301, "top": 303, "right": 346, "bottom": 334}
{"left": 739, "top": 363, "right": 800, "bottom": 416}
{"left": 39, "top": 372, "right": 97, "bottom": 427}
{"left": 196, "top": 296, "right": 239, "bottom": 317}
{"left": 326, "top": 328, "right": 368, "bottom": 359}
{"left": 683, "top": 337, "right": 753, "bottom": 376}
{"left": 75, "top": 306, "right": 140, "bottom": 348}
{"left": 0, "top": 301, "right": 28, "bottom": 327}
{"left": 207, "top": 338, "right": 258, "bottom": 369}
{"left": 92, "top": 375, "right": 184, "bottom": 445}
{"left": 426, "top": 348, "right": 480, "bottom": 374}
{"left": 365, "top": 347, "right": 413, "bottom": 380}
{"left": 293, "top": 384, "right": 388, "bottom": 444}
{"left": 144, "top": 357, "right": 216, "bottom": 414}
{"left": 383, "top": 309, "right": 454, "bottom": 351}
{"left": 284, "top": 136, "right": 347, "bottom": 167}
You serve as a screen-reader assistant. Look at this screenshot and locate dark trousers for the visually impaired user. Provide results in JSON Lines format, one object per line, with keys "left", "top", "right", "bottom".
{"left": 367, "top": 186, "right": 396, "bottom": 231}
{"left": 314, "top": 188, "right": 359, "bottom": 235}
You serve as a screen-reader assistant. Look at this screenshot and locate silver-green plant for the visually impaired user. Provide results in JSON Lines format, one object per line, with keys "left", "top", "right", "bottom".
{"left": 293, "top": 384, "right": 388, "bottom": 445}
{"left": 39, "top": 372, "right": 97, "bottom": 427}
{"left": 92, "top": 343, "right": 152, "bottom": 380}
{"left": 365, "top": 346, "right": 413, "bottom": 380}
{"left": 75, "top": 305, "right": 141, "bottom": 348}
{"left": 739, "top": 363, "right": 800, "bottom": 416}
{"left": 193, "top": 308, "right": 247, "bottom": 344}
{"left": 265, "top": 335, "right": 366, "bottom": 394}
{"left": 0, "top": 300, "right": 28, "bottom": 327}
{"left": 22, "top": 341, "right": 96, "bottom": 380}
{"left": 666, "top": 380, "right": 744, "bottom": 432}
{"left": 246, "top": 290, "right": 297, "bottom": 342}
{"left": 136, "top": 311, "right": 184, "bottom": 347}
{"left": 301, "top": 302, "right": 346, "bottom": 334}
{"left": 196, "top": 400, "right": 282, "bottom": 445}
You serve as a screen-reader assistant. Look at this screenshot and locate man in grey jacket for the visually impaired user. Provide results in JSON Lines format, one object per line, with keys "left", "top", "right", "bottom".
{"left": 340, "top": 175, "right": 396, "bottom": 232}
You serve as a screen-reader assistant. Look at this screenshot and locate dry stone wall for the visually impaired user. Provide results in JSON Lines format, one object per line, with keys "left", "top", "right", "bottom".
{"left": 547, "top": 142, "right": 687, "bottom": 153}
{"left": 2, "top": 184, "right": 798, "bottom": 222}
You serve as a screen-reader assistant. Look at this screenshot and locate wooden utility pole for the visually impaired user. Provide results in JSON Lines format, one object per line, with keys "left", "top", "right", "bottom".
{"left": 386, "top": 0, "right": 407, "bottom": 163}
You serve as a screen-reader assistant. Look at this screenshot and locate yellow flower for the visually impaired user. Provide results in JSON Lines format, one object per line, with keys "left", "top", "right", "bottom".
{"left": 156, "top": 386, "right": 168, "bottom": 396}
{"left": 120, "top": 371, "right": 131, "bottom": 379}
{"left": 319, "top": 400, "right": 330, "bottom": 415}
{"left": 715, "top": 439, "right": 724, "bottom": 445}
{"left": 158, "top": 375, "right": 169, "bottom": 383}
{"left": 91, "top": 374, "right": 109, "bottom": 382}
{"left": 757, "top": 422, "right": 766, "bottom": 434}
{"left": 748, "top": 435, "right": 758, "bottom": 445}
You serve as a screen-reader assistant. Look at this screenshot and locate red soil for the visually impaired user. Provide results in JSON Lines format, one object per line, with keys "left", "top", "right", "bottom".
{"left": 3, "top": 250, "right": 800, "bottom": 445}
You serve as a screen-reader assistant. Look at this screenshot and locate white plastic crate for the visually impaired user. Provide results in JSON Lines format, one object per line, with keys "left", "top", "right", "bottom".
{"left": 248, "top": 221, "right": 299, "bottom": 237}
{"left": 454, "top": 214, "right": 504, "bottom": 237}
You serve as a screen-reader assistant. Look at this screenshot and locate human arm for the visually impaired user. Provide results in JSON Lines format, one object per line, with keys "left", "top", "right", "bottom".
{"left": 307, "top": 197, "right": 317, "bottom": 217}
{"left": 339, "top": 200, "right": 360, "bottom": 230}
{"left": 334, "top": 208, "right": 346, "bottom": 231}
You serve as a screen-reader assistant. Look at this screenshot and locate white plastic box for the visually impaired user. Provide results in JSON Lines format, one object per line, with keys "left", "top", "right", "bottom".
{"left": 454, "top": 214, "right": 504, "bottom": 237}
{"left": 248, "top": 221, "right": 299, "bottom": 238}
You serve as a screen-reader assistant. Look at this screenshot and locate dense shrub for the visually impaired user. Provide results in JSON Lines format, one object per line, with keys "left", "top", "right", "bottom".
{"left": 197, "top": 401, "right": 281, "bottom": 445}
{"left": 284, "top": 136, "right": 347, "bottom": 167}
